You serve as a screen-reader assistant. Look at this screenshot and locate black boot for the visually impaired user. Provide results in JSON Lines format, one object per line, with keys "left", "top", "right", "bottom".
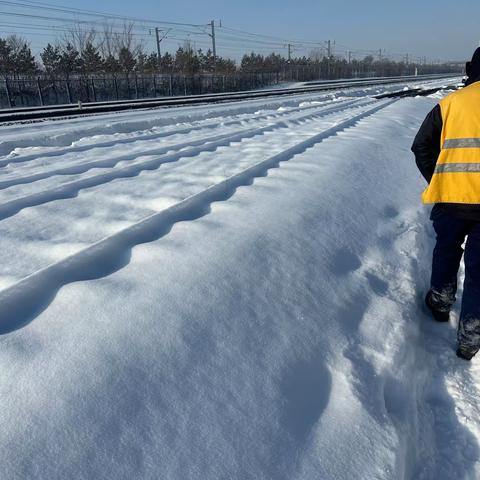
{"left": 425, "top": 291, "right": 450, "bottom": 322}
{"left": 456, "top": 346, "right": 476, "bottom": 361}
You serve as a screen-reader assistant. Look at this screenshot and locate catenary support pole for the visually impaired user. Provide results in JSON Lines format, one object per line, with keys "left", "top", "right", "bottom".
{"left": 155, "top": 27, "right": 162, "bottom": 68}
{"left": 210, "top": 20, "right": 217, "bottom": 69}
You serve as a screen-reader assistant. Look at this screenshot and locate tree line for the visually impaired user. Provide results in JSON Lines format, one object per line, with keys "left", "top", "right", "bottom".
{"left": 0, "top": 33, "right": 462, "bottom": 79}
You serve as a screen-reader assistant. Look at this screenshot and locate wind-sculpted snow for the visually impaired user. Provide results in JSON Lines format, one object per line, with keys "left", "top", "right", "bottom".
{"left": 0, "top": 98, "right": 394, "bottom": 334}
{"left": 1, "top": 82, "right": 479, "bottom": 480}
{"left": 0, "top": 97, "right": 364, "bottom": 169}
{"left": 0, "top": 97, "right": 382, "bottom": 285}
{"left": 0, "top": 98, "right": 371, "bottom": 188}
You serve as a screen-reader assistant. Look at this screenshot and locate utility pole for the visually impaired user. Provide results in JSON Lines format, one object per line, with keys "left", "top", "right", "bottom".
{"left": 209, "top": 20, "right": 217, "bottom": 69}
{"left": 154, "top": 28, "right": 170, "bottom": 70}
{"left": 155, "top": 28, "right": 161, "bottom": 69}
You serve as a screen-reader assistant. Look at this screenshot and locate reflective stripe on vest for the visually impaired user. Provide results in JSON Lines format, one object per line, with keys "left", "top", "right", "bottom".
{"left": 435, "top": 163, "right": 480, "bottom": 173}
{"left": 422, "top": 82, "right": 480, "bottom": 205}
{"left": 443, "top": 138, "right": 480, "bottom": 149}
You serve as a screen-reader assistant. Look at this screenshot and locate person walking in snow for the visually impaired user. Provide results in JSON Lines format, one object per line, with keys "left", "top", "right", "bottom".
{"left": 412, "top": 48, "right": 480, "bottom": 361}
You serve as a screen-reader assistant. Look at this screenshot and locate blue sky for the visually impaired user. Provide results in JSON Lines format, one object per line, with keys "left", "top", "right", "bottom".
{"left": 2, "top": 0, "right": 479, "bottom": 62}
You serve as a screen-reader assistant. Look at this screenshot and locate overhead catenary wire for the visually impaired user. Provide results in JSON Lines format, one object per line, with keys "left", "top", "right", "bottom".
{"left": 0, "top": 0, "right": 461, "bottom": 64}
{"left": 0, "top": 0, "right": 209, "bottom": 28}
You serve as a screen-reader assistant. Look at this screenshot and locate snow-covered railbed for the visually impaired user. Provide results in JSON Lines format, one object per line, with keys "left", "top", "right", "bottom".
{"left": 0, "top": 97, "right": 386, "bottom": 288}
{"left": 1, "top": 84, "right": 479, "bottom": 479}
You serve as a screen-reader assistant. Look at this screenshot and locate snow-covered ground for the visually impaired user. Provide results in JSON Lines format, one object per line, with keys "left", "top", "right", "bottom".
{"left": 1, "top": 77, "right": 478, "bottom": 480}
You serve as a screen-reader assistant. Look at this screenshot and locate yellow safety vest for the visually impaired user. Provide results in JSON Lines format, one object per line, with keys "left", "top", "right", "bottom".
{"left": 422, "top": 81, "right": 480, "bottom": 204}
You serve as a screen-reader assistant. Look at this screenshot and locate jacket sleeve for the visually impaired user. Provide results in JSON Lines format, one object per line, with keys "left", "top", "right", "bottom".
{"left": 411, "top": 104, "right": 443, "bottom": 183}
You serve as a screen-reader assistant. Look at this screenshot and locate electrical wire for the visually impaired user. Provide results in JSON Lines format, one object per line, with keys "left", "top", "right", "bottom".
{"left": 0, "top": 0, "right": 458, "bottom": 63}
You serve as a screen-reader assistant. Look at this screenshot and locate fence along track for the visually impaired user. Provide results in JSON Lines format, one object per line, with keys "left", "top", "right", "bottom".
{"left": 0, "top": 74, "right": 458, "bottom": 123}
{"left": 1, "top": 72, "right": 458, "bottom": 111}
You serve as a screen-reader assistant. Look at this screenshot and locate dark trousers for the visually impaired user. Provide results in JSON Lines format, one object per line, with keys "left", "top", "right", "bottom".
{"left": 430, "top": 210, "right": 480, "bottom": 351}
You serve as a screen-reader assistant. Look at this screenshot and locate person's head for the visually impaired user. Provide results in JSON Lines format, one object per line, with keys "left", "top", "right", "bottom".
{"left": 465, "top": 47, "right": 480, "bottom": 85}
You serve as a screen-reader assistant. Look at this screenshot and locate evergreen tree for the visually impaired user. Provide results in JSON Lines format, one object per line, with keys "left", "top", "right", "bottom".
{"left": 160, "top": 52, "right": 174, "bottom": 73}
{"left": 13, "top": 43, "right": 36, "bottom": 74}
{"left": 264, "top": 53, "right": 284, "bottom": 72}
{"left": 0, "top": 38, "right": 12, "bottom": 74}
{"left": 59, "top": 43, "right": 82, "bottom": 77}
{"left": 136, "top": 52, "right": 147, "bottom": 73}
{"left": 104, "top": 54, "right": 120, "bottom": 74}
{"left": 41, "top": 43, "right": 61, "bottom": 75}
{"left": 173, "top": 47, "right": 185, "bottom": 73}
{"left": 216, "top": 57, "right": 236, "bottom": 74}
{"left": 118, "top": 47, "right": 136, "bottom": 73}
{"left": 1, "top": 35, "right": 36, "bottom": 75}
{"left": 81, "top": 42, "right": 103, "bottom": 73}
{"left": 174, "top": 45, "right": 199, "bottom": 75}
{"left": 144, "top": 52, "right": 159, "bottom": 73}
{"left": 201, "top": 49, "right": 215, "bottom": 72}
{"left": 240, "top": 52, "right": 262, "bottom": 72}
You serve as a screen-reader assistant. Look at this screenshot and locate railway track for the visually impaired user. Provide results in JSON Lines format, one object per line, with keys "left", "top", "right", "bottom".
{"left": 375, "top": 84, "right": 460, "bottom": 99}
{"left": 0, "top": 73, "right": 458, "bottom": 123}
{"left": 0, "top": 97, "right": 381, "bottom": 219}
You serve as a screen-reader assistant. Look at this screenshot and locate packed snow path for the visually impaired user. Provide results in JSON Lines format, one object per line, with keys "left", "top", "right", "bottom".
{"left": 1, "top": 78, "right": 479, "bottom": 480}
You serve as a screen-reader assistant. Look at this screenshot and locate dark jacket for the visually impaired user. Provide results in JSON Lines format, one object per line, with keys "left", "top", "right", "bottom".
{"left": 411, "top": 79, "right": 480, "bottom": 222}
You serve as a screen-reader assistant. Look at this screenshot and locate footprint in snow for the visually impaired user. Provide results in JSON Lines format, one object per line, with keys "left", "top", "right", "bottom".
{"left": 330, "top": 248, "right": 362, "bottom": 275}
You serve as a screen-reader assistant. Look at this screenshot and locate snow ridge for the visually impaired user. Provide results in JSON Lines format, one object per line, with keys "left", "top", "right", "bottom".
{"left": 0, "top": 97, "right": 362, "bottom": 168}
{"left": 0, "top": 99, "right": 379, "bottom": 221}
{"left": 0, "top": 98, "right": 395, "bottom": 335}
